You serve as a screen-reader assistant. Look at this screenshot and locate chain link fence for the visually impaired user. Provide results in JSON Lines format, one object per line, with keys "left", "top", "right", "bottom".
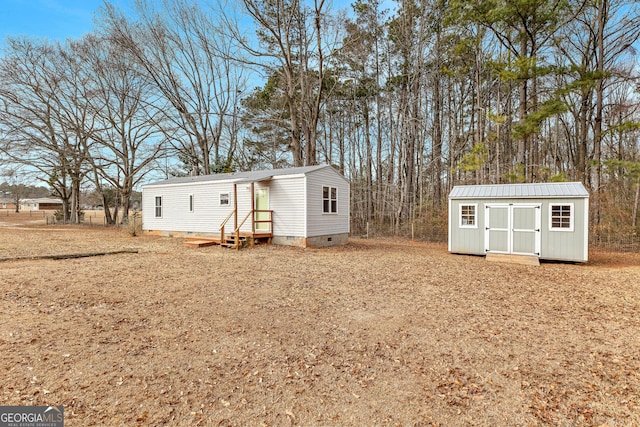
{"left": 351, "top": 220, "right": 640, "bottom": 253}
{"left": 590, "top": 233, "right": 640, "bottom": 253}
{"left": 4, "top": 209, "right": 638, "bottom": 253}
{"left": 350, "top": 221, "right": 448, "bottom": 243}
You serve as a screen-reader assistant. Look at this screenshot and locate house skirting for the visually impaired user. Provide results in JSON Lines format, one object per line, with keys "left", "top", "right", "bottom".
{"left": 144, "top": 230, "right": 348, "bottom": 248}
{"left": 144, "top": 230, "right": 219, "bottom": 238}
{"left": 272, "top": 233, "right": 348, "bottom": 248}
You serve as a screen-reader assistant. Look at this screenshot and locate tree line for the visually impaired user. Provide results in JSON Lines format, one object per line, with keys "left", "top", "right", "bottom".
{"left": 0, "top": 0, "right": 639, "bottom": 233}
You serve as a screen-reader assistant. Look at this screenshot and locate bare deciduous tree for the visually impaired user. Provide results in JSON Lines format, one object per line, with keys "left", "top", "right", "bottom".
{"left": 101, "top": 0, "right": 247, "bottom": 175}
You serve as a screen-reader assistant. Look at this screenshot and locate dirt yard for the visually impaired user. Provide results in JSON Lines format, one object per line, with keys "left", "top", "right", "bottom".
{"left": 1, "top": 211, "right": 639, "bottom": 426}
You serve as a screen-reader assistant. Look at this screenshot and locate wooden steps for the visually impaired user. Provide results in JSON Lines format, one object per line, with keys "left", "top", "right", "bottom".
{"left": 220, "top": 234, "right": 247, "bottom": 249}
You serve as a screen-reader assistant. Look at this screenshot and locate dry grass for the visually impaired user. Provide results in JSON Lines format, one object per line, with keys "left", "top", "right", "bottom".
{"left": 1, "top": 213, "right": 639, "bottom": 426}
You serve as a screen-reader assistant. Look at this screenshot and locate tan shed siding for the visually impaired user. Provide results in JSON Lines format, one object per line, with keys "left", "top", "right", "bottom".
{"left": 142, "top": 181, "right": 252, "bottom": 233}
{"left": 449, "top": 196, "right": 588, "bottom": 261}
{"left": 305, "top": 167, "right": 350, "bottom": 237}
{"left": 540, "top": 198, "right": 588, "bottom": 261}
{"left": 264, "top": 177, "right": 306, "bottom": 237}
{"left": 449, "top": 199, "right": 485, "bottom": 254}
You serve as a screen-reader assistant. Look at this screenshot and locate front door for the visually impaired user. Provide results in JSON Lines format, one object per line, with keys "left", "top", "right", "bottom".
{"left": 485, "top": 204, "right": 541, "bottom": 256}
{"left": 254, "top": 188, "right": 270, "bottom": 231}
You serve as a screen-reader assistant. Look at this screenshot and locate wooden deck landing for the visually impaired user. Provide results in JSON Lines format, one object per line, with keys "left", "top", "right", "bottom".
{"left": 183, "top": 237, "right": 221, "bottom": 248}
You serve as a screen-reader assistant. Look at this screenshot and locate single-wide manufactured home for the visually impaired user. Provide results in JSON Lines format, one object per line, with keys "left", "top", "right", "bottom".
{"left": 19, "top": 198, "right": 64, "bottom": 211}
{"left": 448, "top": 182, "right": 589, "bottom": 262}
{"left": 142, "top": 165, "right": 350, "bottom": 248}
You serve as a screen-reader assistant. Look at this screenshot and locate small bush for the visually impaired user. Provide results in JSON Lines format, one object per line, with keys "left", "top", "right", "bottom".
{"left": 127, "top": 211, "right": 142, "bottom": 236}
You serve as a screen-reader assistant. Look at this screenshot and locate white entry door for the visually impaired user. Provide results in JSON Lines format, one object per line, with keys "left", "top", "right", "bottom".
{"left": 485, "top": 204, "right": 541, "bottom": 256}
{"left": 254, "top": 188, "right": 270, "bottom": 231}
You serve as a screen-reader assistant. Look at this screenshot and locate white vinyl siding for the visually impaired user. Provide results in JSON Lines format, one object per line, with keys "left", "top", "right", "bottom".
{"left": 143, "top": 181, "right": 250, "bottom": 234}
{"left": 142, "top": 165, "right": 350, "bottom": 242}
{"left": 266, "top": 178, "right": 306, "bottom": 237}
{"left": 306, "top": 168, "right": 350, "bottom": 237}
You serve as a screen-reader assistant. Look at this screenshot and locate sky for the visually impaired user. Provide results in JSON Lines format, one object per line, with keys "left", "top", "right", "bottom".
{"left": 0, "top": 0, "right": 357, "bottom": 45}
{"left": 0, "top": 0, "right": 121, "bottom": 43}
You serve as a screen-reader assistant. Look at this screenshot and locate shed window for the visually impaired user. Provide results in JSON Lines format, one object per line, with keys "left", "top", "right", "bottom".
{"left": 460, "top": 204, "right": 477, "bottom": 228}
{"left": 323, "top": 186, "right": 337, "bottom": 213}
{"left": 219, "top": 192, "right": 230, "bottom": 206}
{"left": 154, "top": 196, "right": 162, "bottom": 218}
{"left": 189, "top": 194, "right": 194, "bottom": 212}
{"left": 550, "top": 203, "right": 574, "bottom": 231}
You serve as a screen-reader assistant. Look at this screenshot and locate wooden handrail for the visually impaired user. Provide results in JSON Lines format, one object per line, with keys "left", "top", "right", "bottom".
{"left": 219, "top": 209, "right": 235, "bottom": 242}
{"left": 218, "top": 208, "right": 274, "bottom": 250}
{"left": 234, "top": 210, "right": 254, "bottom": 250}
{"left": 253, "top": 210, "right": 273, "bottom": 237}
{"left": 233, "top": 210, "right": 274, "bottom": 249}
{"left": 234, "top": 210, "right": 273, "bottom": 232}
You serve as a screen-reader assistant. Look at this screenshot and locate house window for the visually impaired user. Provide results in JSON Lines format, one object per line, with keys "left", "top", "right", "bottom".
{"left": 155, "top": 196, "right": 162, "bottom": 218}
{"left": 550, "top": 203, "right": 573, "bottom": 231}
{"left": 460, "top": 204, "right": 477, "bottom": 228}
{"left": 323, "top": 186, "right": 337, "bottom": 213}
{"left": 189, "top": 194, "right": 194, "bottom": 212}
{"left": 219, "top": 192, "right": 230, "bottom": 206}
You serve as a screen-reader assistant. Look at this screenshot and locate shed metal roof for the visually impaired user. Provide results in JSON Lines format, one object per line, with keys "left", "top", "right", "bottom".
{"left": 449, "top": 182, "right": 589, "bottom": 199}
{"left": 145, "top": 164, "right": 338, "bottom": 187}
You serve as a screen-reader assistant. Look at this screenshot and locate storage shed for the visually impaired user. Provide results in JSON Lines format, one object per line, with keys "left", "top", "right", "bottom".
{"left": 142, "top": 164, "right": 350, "bottom": 248}
{"left": 448, "top": 182, "right": 589, "bottom": 262}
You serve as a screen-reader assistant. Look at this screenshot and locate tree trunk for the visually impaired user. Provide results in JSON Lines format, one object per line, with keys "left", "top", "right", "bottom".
{"left": 633, "top": 174, "right": 640, "bottom": 231}
{"left": 517, "top": 36, "right": 528, "bottom": 181}
{"left": 592, "top": 0, "right": 607, "bottom": 225}
{"left": 432, "top": 30, "right": 443, "bottom": 209}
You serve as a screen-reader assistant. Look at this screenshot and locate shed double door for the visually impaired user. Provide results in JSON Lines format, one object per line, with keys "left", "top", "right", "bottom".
{"left": 484, "top": 203, "right": 541, "bottom": 257}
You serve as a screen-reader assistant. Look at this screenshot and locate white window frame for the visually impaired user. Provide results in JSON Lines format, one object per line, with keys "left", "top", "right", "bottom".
{"left": 219, "top": 192, "right": 230, "bottom": 207}
{"left": 459, "top": 203, "right": 478, "bottom": 228}
{"left": 154, "top": 196, "right": 162, "bottom": 218}
{"left": 188, "top": 194, "right": 194, "bottom": 212}
{"left": 549, "top": 203, "right": 574, "bottom": 232}
{"left": 322, "top": 185, "right": 337, "bottom": 214}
